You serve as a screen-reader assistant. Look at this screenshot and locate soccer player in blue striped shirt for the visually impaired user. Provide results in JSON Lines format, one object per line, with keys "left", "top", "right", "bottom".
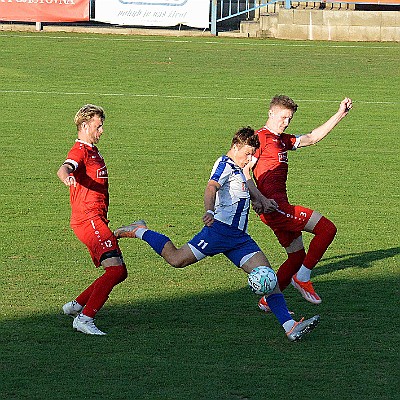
{"left": 115, "top": 127, "right": 319, "bottom": 341}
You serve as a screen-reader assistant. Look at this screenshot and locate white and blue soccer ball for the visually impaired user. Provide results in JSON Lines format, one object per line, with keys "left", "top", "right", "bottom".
{"left": 248, "top": 266, "right": 277, "bottom": 295}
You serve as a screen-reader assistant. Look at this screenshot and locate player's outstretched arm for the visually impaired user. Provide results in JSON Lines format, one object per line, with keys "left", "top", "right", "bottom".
{"left": 246, "top": 179, "right": 278, "bottom": 214}
{"left": 203, "top": 180, "right": 220, "bottom": 226}
{"left": 57, "top": 163, "right": 77, "bottom": 187}
{"left": 243, "top": 161, "right": 278, "bottom": 214}
{"left": 298, "top": 97, "right": 352, "bottom": 148}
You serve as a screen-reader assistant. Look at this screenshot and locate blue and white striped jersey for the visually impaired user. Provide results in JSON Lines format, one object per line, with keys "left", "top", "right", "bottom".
{"left": 209, "top": 155, "right": 250, "bottom": 232}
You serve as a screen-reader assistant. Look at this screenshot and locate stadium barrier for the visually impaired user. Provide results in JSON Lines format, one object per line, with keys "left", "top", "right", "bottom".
{"left": 210, "top": 0, "right": 400, "bottom": 35}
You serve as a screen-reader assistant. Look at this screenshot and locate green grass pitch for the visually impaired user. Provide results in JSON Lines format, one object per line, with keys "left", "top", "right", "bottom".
{"left": 0, "top": 32, "right": 399, "bottom": 399}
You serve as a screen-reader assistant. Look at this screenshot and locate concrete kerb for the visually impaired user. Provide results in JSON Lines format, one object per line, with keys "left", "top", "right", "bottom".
{"left": 0, "top": 23, "right": 214, "bottom": 38}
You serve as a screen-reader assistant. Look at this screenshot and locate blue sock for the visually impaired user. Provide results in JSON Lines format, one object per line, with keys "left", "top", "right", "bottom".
{"left": 265, "top": 293, "right": 293, "bottom": 325}
{"left": 142, "top": 230, "right": 170, "bottom": 256}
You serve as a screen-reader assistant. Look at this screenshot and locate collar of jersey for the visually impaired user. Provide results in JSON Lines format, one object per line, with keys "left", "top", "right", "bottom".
{"left": 224, "top": 155, "right": 240, "bottom": 170}
{"left": 76, "top": 139, "right": 94, "bottom": 147}
{"left": 263, "top": 125, "right": 281, "bottom": 136}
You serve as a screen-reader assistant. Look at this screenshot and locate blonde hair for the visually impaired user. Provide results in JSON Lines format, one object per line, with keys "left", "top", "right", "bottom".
{"left": 74, "top": 104, "right": 105, "bottom": 130}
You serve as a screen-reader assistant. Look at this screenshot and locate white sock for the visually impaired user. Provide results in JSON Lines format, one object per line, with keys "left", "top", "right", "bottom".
{"left": 135, "top": 228, "right": 148, "bottom": 239}
{"left": 283, "top": 320, "right": 295, "bottom": 333}
{"left": 295, "top": 265, "right": 311, "bottom": 282}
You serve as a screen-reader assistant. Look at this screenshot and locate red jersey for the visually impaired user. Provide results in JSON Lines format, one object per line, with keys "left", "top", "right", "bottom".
{"left": 252, "top": 127, "right": 300, "bottom": 204}
{"left": 64, "top": 140, "right": 109, "bottom": 224}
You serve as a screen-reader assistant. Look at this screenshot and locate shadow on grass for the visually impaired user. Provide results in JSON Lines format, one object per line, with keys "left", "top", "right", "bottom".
{"left": 1, "top": 272, "right": 399, "bottom": 400}
{"left": 314, "top": 246, "right": 400, "bottom": 276}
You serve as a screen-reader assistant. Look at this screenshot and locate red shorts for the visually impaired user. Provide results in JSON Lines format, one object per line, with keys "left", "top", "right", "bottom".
{"left": 71, "top": 216, "right": 121, "bottom": 267}
{"left": 260, "top": 203, "right": 314, "bottom": 248}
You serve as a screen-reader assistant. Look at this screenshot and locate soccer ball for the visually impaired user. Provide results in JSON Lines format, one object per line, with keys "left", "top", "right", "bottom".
{"left": 248, "top": 266, "right": 277, "bottom": 295}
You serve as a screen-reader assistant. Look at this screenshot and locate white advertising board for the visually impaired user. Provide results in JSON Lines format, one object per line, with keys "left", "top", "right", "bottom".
{"left": 94, "top": 0, "right": 210, "bottom": 29}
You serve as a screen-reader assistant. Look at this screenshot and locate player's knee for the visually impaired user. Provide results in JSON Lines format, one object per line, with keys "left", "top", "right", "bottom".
{"left": 324, "top": 219, "right": 337, "bottom": 239}
{"left": 162, "top": 244, "right": 195, "bottom": 269}
{"left": 315, "top": 216, "right": 337, "bottom": 239}
{"left": 118, "top": 265, "right": 128, "bottom": 283}
{"left": 169, "top": 259, "right": 188, "bottom": 268}
{"left": 106, "top": 265, "right": 128, "bottom": 285}
{"left": 330, "top": 222, "right": 337, "bottom": 238}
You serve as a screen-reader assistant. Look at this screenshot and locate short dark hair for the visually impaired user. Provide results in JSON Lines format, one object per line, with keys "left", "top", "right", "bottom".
{"left": 231, "top": 126, "right": 259, "bottom": 149}
{"left": 269, "top": 95, "right": 298, "bottom": 113}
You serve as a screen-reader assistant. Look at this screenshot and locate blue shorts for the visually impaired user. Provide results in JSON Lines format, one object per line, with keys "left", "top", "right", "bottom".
{"left": 188, "top": 220, "right": 261, "bottom": 267}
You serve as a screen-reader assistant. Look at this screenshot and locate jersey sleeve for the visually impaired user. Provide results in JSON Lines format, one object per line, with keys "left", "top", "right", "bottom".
{"left": 65, "top": 145, "right": 85, "bottom": 171}
{"left": 209, "top": 157, "right": 231, "bottom": 187}
{"left": 253, "top": 131, "right": 265, "bottom": 160}
{"left": 282, "top": 133, "right": 301, "bottom": 150}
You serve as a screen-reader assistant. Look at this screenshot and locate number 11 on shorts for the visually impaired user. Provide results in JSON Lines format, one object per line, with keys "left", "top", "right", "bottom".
{"left": 197, "top": 240, "right": 208, "bottom": 250}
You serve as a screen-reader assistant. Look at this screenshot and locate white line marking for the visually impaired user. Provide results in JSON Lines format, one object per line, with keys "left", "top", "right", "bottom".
{"left": 0, "top": 89, "right": 398, "bottom": 105}
{"left": 0, "top": 89, "right": 397, "bottom": 104}
{"left": 0, "top": 32, "right": 398, "bottom": 50}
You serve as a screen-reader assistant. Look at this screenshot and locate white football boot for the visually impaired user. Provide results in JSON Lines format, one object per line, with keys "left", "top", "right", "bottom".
{"left": 73, "top": 314, "right": 107, "bottom": 335}
{"left": 62, "top": 300, "right": 82, "bottom": 318}
{"left": 114, "top": 220, "right": 147, "bottom": 239}
{"left": 286, "top": 315, "right": 320, "bottom": 341}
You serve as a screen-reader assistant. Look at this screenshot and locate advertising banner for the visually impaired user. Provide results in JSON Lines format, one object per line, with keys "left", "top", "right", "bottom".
{"left": 329, "top": 0, "right": 399, "bottom": 2}
{"left": 0, "top": 0, "right": 89, "bottom": 23}
{"left": 94, "top": 0, "right": 210, "bottom": 29}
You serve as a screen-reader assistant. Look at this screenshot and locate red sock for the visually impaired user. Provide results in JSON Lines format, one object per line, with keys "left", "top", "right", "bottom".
{"left": 81, "top": 265, "right": 128, "bottom": 318}
{"left": 76, "top": 280, "right": 97, "bottom": 307}
{"left": 302, "top": 216, "right": 337, "bottom": 270}
{"left": 276, "top": 248, "right": 306, "bottom": 291}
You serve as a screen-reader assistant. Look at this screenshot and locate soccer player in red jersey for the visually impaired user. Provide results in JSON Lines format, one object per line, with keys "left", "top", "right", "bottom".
{"left": 57, "top": 104, "right": 127, "bottom": 335}
{"left": 248, "top": 95, "right": 352, "bottom": 311}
